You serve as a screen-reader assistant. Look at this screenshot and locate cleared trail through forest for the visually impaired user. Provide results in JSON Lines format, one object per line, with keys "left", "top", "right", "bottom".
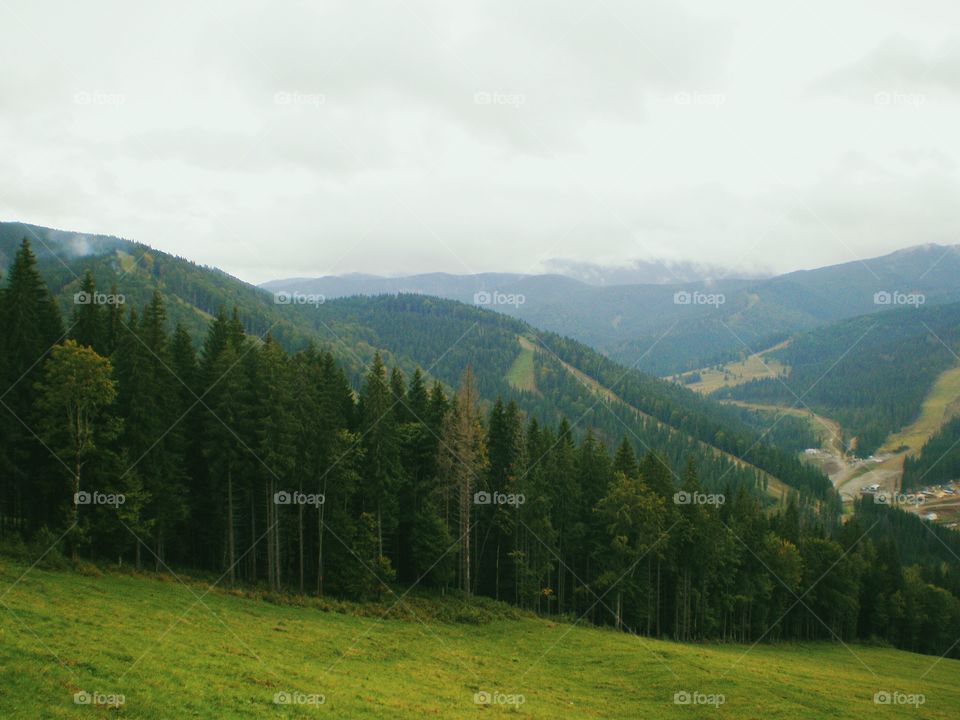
{"left": 519, "top": 336, "right": 793, "bottom": 499}
{"left": 720, "top": 363, "right": 960, "bottom": 512}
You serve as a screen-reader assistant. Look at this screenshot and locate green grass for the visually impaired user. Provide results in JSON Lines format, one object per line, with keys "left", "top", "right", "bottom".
{"left": 677, "top": 341, "right": 790, "bottom": 395}
{"left": 1, "top": 559, "right": 958, "bottom": 718}
{"left": 505, "top": 338, "right": 536, "bottom": 392}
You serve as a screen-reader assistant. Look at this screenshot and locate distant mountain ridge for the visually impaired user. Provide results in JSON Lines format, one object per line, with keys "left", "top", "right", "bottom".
{"left": 263, "top": 243, "right": 960, "bottom": 374}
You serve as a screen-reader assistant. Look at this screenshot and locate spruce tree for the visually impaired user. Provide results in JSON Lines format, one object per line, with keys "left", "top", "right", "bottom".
{"left": 358, "top": 353, "right": 402, "bottom": 571}
{"left": 70, "top": 271, "right": 104, "bottom": 352}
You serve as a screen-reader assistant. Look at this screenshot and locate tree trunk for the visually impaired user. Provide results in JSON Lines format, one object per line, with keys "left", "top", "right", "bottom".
{"left": 266, "top": 482, "right": 275, "bottom": 591}
{"left": 460, "top": 479, "right": 471, "bottom": 595}
{"left": 274, "top": 481, "right": 281, "bottom": 591}
{"left": 154, "top": 529, "right": 163, "bottom": 572}
{"left": 316, "top": 498, "right": 325, "bottom": 596}
{"left": 71, "top": 434, "right": 81, "bottom": 561}
{"left": 495, "top": 537, "right": 501, "bottom": 601}
{"left": 250, "top": 491, "right": 256, "bottom": 582}
{"left": 298, "top": 502, "right": 304, "bottom": 595}
{"left": 377, "top": 502, "right": 383, "bottom": 560}
{"left": 227, "top": 467, "right": 236, "bottom": 585}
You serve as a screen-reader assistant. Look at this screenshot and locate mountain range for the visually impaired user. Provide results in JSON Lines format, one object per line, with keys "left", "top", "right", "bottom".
{"left": 263, "top": 244, "right": 960, "bottom": 374}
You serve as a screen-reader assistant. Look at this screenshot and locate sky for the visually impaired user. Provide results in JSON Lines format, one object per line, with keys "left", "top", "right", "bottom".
{"left": 1, "top": 0, "right": 959, "bottom": 284}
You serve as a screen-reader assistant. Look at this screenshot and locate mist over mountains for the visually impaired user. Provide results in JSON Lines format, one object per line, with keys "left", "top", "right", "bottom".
{"left": 540, "top": 257, "right": 772, "bottom": 286}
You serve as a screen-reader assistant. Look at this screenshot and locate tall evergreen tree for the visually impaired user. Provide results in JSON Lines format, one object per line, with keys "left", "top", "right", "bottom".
{"left": 437, "top": 366, "right": 487, "bottom": 595}
{"left": 358, "top": 353, "right": 402, "bottom": 572}
{"left": 0, "top": 238, "right": 64, "bottom": 534}
{"left": 70, "top": 271, "right": 104, "bottom": 352}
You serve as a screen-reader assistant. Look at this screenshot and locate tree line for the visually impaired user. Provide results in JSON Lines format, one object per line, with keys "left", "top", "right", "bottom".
{"left": 1, "top": 238, "right": 959, "bottom": 656}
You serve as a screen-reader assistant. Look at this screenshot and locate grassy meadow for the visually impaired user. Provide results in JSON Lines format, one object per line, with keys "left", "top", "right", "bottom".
{"left": 677, "top": 341, "right": 790, "bottom": 395}
{"left": 0, "top": 558, "right": 957, "bottom": 718}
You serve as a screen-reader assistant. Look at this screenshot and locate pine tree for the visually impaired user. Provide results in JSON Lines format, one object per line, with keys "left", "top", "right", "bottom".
{"left": 437, "top": 366, "right": 487, "bottom": 595}
{"left": 577, "top": 429, "right": 611, "bottom": 615}
{"left": 548, "top": 417, "right": 580, "bottom": 613}
{"left": 595, "top": 471, "right": 665, "bottom": 630}
{"left": 254, "top": 336, "right": 296, "bottom": 591}
{"left": 201, "top": 329, "right": 248, "bottom": 583}
{"left": 403, "top": 375, "right": 451, "bottom": 587}
{"left": 358, "top": 353, "right": 402, "bottom": 572}
{"left": 0, "top": 238, "right": 65, "bottom": 533}
{"left": 102, "top": 284, "right": 123, "bottom": 356}
{"left": 70, "top": 271, "right": 104, "bottom": 352}
{"left": 483, "top": 399, "right": 526, "bottom": 600}
{"left": 613, "top": 437, "right": 639, "bottom": 479}
{"left": 138, "top": 292, "right": 189, "bottom": 568}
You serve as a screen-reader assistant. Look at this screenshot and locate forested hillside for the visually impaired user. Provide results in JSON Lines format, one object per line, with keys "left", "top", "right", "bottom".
{"left": 3, "top": 237, "right": 960, "bottom": 658}
{"left": 265, "top": 243, "right": 960, "bottom": 374}
{"left": 0, "top": 223, "right": 832, "bottom": 502}
{"left": 718, "top": 303, "right": 960, "bottom": 455}
{"left": 306, "top": 295, "right": 834, "bottom": 501}
{"left": 903, "top": 416, "right": 960, "bottom": 489}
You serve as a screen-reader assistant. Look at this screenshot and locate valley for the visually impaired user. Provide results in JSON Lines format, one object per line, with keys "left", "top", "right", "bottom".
{"left": 679, "top": 342, "right": 960, "bottom": 526}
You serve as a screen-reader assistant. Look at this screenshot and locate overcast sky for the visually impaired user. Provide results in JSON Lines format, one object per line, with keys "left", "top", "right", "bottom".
{"left": 2, "top": 0, "right": 959, "bottom": 284}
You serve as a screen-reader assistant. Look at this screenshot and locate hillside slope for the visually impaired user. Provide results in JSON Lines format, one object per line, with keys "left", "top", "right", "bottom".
{"left": 0, "top": 222, "right": 832, "bottom": 502}
{"left": 1, "top": 560, "right": 957, "bottom": 719}
{"left": 307, "top": 295, "right": 833, "bottom": 500}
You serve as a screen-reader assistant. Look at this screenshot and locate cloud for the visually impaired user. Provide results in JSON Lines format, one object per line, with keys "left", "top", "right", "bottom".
{"left": 542, "top": 257, "right": 771, "bottom": 285}
{"left": 208, "top": 0, "right": 730, "bottom": 152}
{"left": 812, "top": 35, "right": 960, "bottom": 102}
{"left": 1, "top": 1, "right": 960, "bottom": 284}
